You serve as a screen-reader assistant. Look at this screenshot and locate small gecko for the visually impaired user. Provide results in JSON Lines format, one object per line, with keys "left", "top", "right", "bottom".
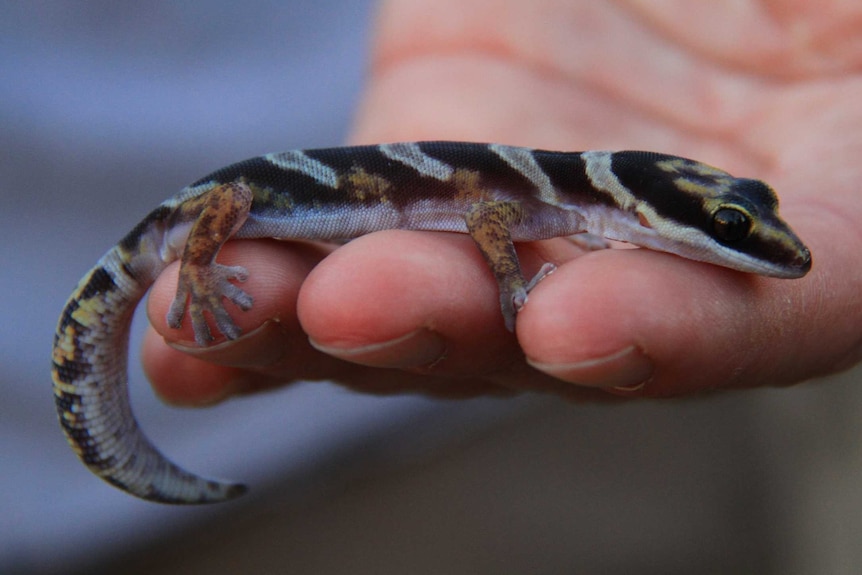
{"left": 51, "top": 141, "right": 811, "bottom": 504}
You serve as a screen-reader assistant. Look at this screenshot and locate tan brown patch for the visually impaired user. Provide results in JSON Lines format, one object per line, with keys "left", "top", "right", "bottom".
{"left": 52, "top": 325, "right": 79, "bottom": 363}
{"left": 71, "top": 295, "right": 109, "bottom": 327}
{"left": 248, "top": 182, "right": 294, "bottom": 212}
{"left": 344, "top": 166, "right": 392, "bottom": 202}
{"left": 451, "top": 169, "right": 488, "bottom": 204}
{"left": 672, "top": 176, "right": 733, "bottom": 200}
{"left": 656, "top": 157, "right": 727, "bottom": 179}
{"left": 657, "top": 158, "right": 736, "bottom": 198}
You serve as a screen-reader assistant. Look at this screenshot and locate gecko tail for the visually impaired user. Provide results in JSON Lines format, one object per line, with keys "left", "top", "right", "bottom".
{"left": 51, "top": 234, "right": 247, "bottom": 504}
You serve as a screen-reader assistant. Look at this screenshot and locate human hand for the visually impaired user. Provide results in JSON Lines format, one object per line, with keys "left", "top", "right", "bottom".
{"left": 144, "top": 0, "right": 860, "bottom": 402}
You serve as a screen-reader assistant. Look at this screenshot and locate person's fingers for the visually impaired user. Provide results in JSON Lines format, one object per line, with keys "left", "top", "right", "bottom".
{"left": 296, "top": 230, "right": 631, "bottom": 400}
{"left": 144, "top": 232, "right": 612, "bottom": 403}
{"left": 144, "top": 0, "right": 862, "bottom": 402}
{"left": 521, "top": 198, "right": 862, "bottom": 396}
{"left": 145, "top": 239, "right": 338, "bottom": 403}
{"left": 346, "top": 0, "right": 862, "bottom": 397}
{"left": 519, "top": 248, "right": 795, "bottom": 395}
{"left": 298, "top": 231, "right": 521, "bottom": 373}
{"left": 142, "top": 319, "right": 544, "bottom": 404}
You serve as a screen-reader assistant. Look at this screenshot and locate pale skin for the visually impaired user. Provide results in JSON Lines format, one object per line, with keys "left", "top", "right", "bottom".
{"left": 143, "top": 0, "right": 862, "bottom": 403}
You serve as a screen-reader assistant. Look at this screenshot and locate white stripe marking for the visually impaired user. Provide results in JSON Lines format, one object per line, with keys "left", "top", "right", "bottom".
{"left": 165, "top": 182, "right": 217, "bottom": 208}
{"left": 379, "top": 142, "right": 454, "bottom": 181}
{"left": 266, "top": 150, "right": 339, "bottom": 188}
{"left": 489, "top": 144, "right": 557, "bottom": 204}
{"left": 581, "top": 151, "right": 636, "bottom": 210}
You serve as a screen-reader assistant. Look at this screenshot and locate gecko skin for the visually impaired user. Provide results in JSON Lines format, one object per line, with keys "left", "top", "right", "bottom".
{"left": 52, "top": 141, "right": 811, "bottom": 504}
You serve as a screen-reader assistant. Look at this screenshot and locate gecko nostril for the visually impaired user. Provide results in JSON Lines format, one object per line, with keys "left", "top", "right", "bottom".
{"left": 796, "top": 248, "right": 812, "bottom": 272}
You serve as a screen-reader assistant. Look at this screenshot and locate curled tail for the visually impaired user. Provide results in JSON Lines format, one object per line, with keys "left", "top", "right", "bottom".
{"left": 51, "top": 207, "right": 246, "bottom": 504}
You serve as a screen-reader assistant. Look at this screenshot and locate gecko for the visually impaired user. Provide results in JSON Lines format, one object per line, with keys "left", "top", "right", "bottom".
{"left": 51, "top": 141, "right": 812, "bottom": 504}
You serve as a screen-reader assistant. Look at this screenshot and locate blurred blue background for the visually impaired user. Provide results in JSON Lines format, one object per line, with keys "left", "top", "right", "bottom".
{"left": 4, "top": 3, "right": 862, "bottom": 574}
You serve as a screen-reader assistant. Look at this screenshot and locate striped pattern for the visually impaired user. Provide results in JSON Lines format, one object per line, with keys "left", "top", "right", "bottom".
{"left": 52, "top": 141, "right": 811, "bottom": 504}
{"left": 379, "top": 142, "right": 454, "bottom": 180}
{"left": 265, "top": 150, "right": 339, "bottom": 188}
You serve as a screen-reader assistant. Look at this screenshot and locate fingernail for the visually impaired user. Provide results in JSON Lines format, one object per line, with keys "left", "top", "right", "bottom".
{"left": 606, "top": 381, "right": 647, "bottom": 396}
{"left": 527, "top": 345, "right": 654, "bottom": 390}
{"left": 309, "top": 328, "right": 447, "bottom": 369}
{"left": 168, "top": 319, "right": 289, "bottom": 368}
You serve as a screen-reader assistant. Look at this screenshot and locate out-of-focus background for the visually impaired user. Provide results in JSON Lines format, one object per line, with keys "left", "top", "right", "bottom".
{"left": 3, "top": 3, "right": 862, "bottom": 574}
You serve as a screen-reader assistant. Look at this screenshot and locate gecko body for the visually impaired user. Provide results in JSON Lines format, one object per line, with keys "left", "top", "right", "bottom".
{"left": 51, "top": 141, "right": 811, "bottom": 504}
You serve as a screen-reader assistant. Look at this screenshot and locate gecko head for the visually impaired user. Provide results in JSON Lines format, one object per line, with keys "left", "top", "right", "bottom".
{"left": 611, "top": 152, "right": 811, "bottom": 278}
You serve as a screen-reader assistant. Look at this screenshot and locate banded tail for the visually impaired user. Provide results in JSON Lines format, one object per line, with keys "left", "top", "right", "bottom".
{"left": 51, "top": 207, "right": 246, "bottom": 504}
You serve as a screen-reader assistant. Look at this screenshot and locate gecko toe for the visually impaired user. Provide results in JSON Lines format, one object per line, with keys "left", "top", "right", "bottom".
{"left": 189, "top": 306, "right": 214, "bottom": 345}
{"left": 221, "top": 282, "right": 253, "bottom": 311}
{"left": 212, "top": 306, "right": 241, "bottom": 341}
{"left": 525, "top": 262, "right": 556, "bottom": 293}
{"left": 167, "top": 283, "right": 190, "bottom": 329}
{"left": 221, "top": 264, "right": 248, "bottom": 283}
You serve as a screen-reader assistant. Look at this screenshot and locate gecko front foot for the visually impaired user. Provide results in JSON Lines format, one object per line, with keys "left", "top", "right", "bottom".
{"left": 167, "top": 262, "right": 253, "bottom": 345}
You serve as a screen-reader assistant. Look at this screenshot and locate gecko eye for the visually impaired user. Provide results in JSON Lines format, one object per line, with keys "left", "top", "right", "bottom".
{"left": 712, "top": 207, "right": 751, "bottom": 242}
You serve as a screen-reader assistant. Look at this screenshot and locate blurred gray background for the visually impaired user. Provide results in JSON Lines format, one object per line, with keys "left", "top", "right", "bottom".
{"left": 3, "top": 3, "right": 862, "bottom": 574}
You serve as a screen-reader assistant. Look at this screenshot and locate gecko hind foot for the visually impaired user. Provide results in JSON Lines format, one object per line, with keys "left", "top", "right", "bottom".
{"left": 166, "top": 263, "right": 253, "bottom": 346}
{"left": 499, "top": 263, "right": 557, "bottom": 332}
